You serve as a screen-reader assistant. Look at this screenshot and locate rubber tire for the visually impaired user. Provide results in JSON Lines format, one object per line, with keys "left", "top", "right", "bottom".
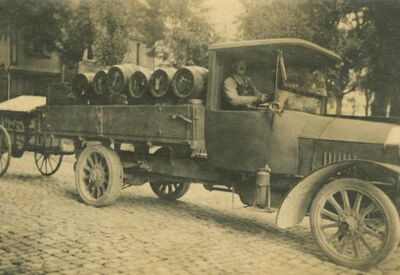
{"left": 237, "top": 184, "right": 256, "bottom": 206}
{"left": 149, "top": 182, "right": 191, "bottom": 200}
{"left": 310, "top": 178, "right": 400, "bottom": 270}
{"left": 0, "top": 125, "right": 11, "bottom": 177}
{"left": 75, "top": 145, "right": 123, "bottom": 207}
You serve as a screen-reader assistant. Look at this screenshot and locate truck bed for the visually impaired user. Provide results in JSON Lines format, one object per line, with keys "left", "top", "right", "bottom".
{"left": 42, "top": 104, "right": 205, "bottom": 150}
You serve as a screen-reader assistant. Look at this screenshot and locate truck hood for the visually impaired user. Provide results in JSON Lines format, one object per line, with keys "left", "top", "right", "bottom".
{"left": 300, "top": 116, "right": 400, "bottom": 146}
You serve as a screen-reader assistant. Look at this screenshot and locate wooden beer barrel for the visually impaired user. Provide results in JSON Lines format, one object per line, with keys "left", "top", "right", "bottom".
{"left": 127, "top": 67, "right": 152, "bottom": 99}
{"left": 93, "top": 69, "right": 109, "bottom": 97}
{"left": 107, "top": 64, "right": 137, "bottom": 94}
{"left": 72, "top": 73, "right": 95, "bottom": 103}
{"left": 149, "top": 68, "right": 177, "bottom": 98}
{"left": 172, "top": 66, "right": 208, "bottom": 99}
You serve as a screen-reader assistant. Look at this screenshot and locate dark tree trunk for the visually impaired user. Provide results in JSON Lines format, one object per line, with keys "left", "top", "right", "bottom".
{"left": 389, "top": 88, "right": 400, "bottom": 118}
{"left": 336, "top": 93, "right": 343, "bottom": 115}
{"left": 364, "top": 91, "right": 372, "bottom": 117}
{"left": 371, "top": 92, "right": 387, "bottom": 117}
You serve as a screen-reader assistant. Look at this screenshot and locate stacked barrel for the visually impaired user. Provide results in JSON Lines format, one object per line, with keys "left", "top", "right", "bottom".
{"left": 71, "top": 64, "right": 208, "bottom": 105}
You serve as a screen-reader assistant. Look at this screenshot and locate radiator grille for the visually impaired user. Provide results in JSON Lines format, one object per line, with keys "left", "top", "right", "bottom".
{"left": 322, "top": 151, "right": 357, "bottom": 165}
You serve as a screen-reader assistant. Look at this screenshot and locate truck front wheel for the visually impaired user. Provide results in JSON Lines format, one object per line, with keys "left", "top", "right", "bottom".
{"left": 149, "top": 182, "right": 190, "bottom": 200}
{"left": 310, "top": 178, "right": 400, "bottom": 270}
{"left": 75, "top": 145, "right": 123, "bottom": 206}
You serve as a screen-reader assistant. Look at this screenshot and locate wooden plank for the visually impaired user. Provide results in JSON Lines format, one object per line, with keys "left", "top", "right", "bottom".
{"left": 43, "top": 105, "right": 205, "bottom": 148}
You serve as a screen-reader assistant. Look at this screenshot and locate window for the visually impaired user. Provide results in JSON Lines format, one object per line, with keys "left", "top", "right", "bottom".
{"left": 277, "top": 54, "right": 327, "bottom": 114}
{"left": 25, "top": 39, "right": 51, "bottom": 58}
{"left": 217, "top": 51, "right": 275, "bottom": 111}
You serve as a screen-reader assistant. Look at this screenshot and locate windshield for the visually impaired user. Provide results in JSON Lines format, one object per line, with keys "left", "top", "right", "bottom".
{"left": 276, "top": 54, "right": 327, "bottom": 115}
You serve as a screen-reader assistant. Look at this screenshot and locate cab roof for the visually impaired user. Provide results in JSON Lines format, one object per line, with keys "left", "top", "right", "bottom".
{"left": 209, "top": 38, "right": 341, "bottom": 68}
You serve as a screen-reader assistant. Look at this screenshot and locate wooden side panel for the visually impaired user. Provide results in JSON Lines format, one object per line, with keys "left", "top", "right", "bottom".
{"left": 44, "top": 105, "right": 101, "bottom": 137}
{"left": 43, "top": 105, "right": 205, "bottom": 149}
{"left": 101, "top": 105, "right": 191, "bottom": 140}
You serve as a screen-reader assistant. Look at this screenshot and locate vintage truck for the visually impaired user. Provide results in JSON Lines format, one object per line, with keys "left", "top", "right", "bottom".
{"left": 0, "top": 38, "right": 399, "bottom": 270}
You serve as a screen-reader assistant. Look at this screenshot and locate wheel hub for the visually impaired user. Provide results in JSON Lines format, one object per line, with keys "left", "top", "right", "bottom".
{"left": 89, "top": 166, "right": 104, "bottom": 185}
{"left": 344, "top": 215, "right": 358, "bottom": 232}
{"left": 339, "top": 212, "right": 364, "bottom": 235}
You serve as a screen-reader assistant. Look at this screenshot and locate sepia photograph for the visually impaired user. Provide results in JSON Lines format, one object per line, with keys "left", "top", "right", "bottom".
{"left": 0, "top": 0, "right": 400, "bottom": 274}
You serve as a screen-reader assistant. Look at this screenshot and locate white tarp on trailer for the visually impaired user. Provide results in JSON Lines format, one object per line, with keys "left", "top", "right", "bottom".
{"left": 0, "top": 96, "right": 46, "bottom": 113}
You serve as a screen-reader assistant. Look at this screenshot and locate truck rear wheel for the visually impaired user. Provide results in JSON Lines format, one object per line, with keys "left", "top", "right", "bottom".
{"left": 236, "top": 183, "right": 256, "bottom": 206}
{"left": 150, "top": 182, "right": 190, "bottom": 200}
{"left": 310, "top": 178, "right": 400, "bottom": 270}
{"left": 75, "top": 145, "right": 123, "bottom": 206}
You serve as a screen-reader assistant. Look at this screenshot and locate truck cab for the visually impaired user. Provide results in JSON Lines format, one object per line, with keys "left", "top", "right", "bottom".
{"left": 205, "top": 39, "right": 341, "bottom": 174}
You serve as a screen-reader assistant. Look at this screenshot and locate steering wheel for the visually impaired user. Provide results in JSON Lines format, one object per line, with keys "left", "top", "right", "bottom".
{"left": 257, "top": 101, "right": 284, "bottom": 115}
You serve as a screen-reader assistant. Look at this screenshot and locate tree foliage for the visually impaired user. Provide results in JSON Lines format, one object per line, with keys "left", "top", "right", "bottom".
{"left": 59, "top": 0, "right": 94, "bottom": 62}
{"left": 340, "top": 0, "right": 400, "bottom": 116}
{"left": 0, "top": 0, "right": 69, "bottom": 52}
{"left": 141, "top": 0, "right": 218, "bottom": 67}
{"left": 89, "top": 0, "right": 131, "bottom": 66}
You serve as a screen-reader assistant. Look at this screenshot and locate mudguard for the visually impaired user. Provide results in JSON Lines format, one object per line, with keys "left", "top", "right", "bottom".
{"left": 276, "top": 160, "right": 400, "bottom": 228}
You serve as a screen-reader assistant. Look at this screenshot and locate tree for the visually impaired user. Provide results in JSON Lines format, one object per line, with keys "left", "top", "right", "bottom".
{"left": 0, "top": 0, "right": 70, "bottom": 52}
{"left": 340, "top": 0, "right": 400, "bottom": 117}
{"left": 59, "top": 0, "right": 94, "bottom": 63}
{"left": 141, "top": 0, "right": 218, "bottom": 67}
{"left": 90, "top": 0, "right": 131, "bottom": 66}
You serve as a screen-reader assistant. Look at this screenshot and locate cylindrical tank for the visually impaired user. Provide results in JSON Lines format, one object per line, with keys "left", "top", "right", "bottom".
{"left": 92, "top": 69, "right": 109, "bottom": 104}
{"left": 72, "top": 73, "right": 95, "bottom": 103}
{"left": 255, "top": 165, "right": 271, "bottom": 208}
{"left": 127, "top": 67, "right": 152, "bottom": 100}
{"left": 107, "top": 64, "right": 138, "bottom": 94}
{"left": 172, "top": 66, "right": 208, "bottom": 99}
{"left": 149, "top": 67, "right": 177, "bottom": 98}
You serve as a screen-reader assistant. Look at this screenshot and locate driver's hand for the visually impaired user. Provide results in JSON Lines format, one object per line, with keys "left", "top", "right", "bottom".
{"left": 256, "top": 94, "right": 268, "bottom": 103}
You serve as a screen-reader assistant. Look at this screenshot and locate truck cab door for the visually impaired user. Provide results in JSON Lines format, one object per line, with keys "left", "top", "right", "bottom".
{"left": 205, "top": 108, "right": 272, "bottom": 172}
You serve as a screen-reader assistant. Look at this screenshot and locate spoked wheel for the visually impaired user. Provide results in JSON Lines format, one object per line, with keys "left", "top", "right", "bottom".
{"left": 34, "top": 152, "right": 63, "bottom": 176}
{"left": 150, "top": 182, "right": 190, "bottom": 200}
{"left": 75, "top": 145, "right": 123, "bottom": 206}
{"left": 0, "top": 125, "right": 11, "bottom": 177}
{"left": 310, "top": 178, "right": 400, "bottom": 270}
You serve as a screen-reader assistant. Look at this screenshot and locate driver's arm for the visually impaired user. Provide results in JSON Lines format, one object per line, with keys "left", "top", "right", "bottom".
{"left": 224, "top": 77, "right": 257, "bottom": 107}
{"left": 247, "top": 77, "right": 270, "bottom": 102}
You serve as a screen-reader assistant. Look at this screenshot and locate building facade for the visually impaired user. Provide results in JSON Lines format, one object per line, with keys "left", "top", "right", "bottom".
{"left": 0, "top": 30, "right": 62, "bottom": 102}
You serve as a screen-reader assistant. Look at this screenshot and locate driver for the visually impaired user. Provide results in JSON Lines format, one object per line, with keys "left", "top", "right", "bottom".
{"left": 223, "top": 60, "right": 269, "bottom": 109}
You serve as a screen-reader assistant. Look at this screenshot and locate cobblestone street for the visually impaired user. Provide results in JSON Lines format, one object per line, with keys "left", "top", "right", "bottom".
{"left": 0, "top": 154, "right": 399, "bottom": 275}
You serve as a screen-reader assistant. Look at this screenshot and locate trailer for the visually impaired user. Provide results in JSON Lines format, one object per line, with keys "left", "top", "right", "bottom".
{"left": 1, "top": 39, "right": 400, "bottom": 270}
{"left": 0, "top": 96, "right": 75, "bottom": 177}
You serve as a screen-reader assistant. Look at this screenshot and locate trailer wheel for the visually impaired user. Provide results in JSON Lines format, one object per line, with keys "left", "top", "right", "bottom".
{"left": 34, "top": 153, "right": 63, "bottom": 176}
{"left": 310, "top": 178, "right": 400, "bottom": 270}
{"left": 0, "top": 125, "right": 11, "bottom": 177}
{"left": 150, "top": 182, "right": 190, "bottom": 200}
{"left": 75, "top": 145, "right": 123, "bottom": 206}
